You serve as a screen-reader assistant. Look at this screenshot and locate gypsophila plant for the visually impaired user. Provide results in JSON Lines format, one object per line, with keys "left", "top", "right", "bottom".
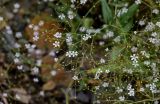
{"left": 0, "top": 0, "right": 160, "bottom": 103}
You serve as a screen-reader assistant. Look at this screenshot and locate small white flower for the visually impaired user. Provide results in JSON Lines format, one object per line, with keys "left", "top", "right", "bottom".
{"left": 95, "top": 86, "right": 100, "bottom": 90}
{"left": 156, "top": 22, "right": 160, "bottom": 27}
{"left": 152, "top": 9, "right": 159, "bottom": 14}
{"left": 116, "top": 87, "right": 123, "bottom": 93}
{"left": 36, "top": 60, "right": 42, "bottom": 67}
{"left": 15, "top": 94, "right": 21, "bottom": 99}
{"left": 128, "top": 88, "right": 135, "bottom": 96}
{"left": 100, "top": 58, "right": 105, "bottom": 64}
{"left": 58, "top": 14, "right": 65, "bottom": 20}
{"left": 131, "top": 46, "right": 138, "bottom": 53}
{"left": 31, "top": 67, "right": 39, "bottom": 75}
{"left": 14, "top": 58, "right": 20, "bottom": 64}
{"left": 53, "top": 41, "right": 60, "bottom": 47}
{"left": 15, "top": 53, "right": 20, "bottom": 57}
{"left": 104, "top": 48, "right": 108, "bottom": 53}
{"left": 140, "top": 87, "right": 144, "bottom": 92}
{"left": 14, "top": 3, "right": 20, "bottom": 9}
{"left": 2, "top": 93, "right": 8, "bottom": 97}
{"left": 105, "top": 69, "right": 110, "bottom": 73}
{"left": 50, "top": 70, "right": 57, "bottom": 76}
{"left": 17, "top": 65, "right": 23, "bottom": 70}
{"left": 67, "top": 10, "right": 75, "bottom": 20}
{"left": 80, "top": 0, "right": 87, "bottom": 5}
{"left": 154, "top": 100, "right": 159, "bottom": 104}
{"left": 145, "top": 22, "right": 155, "bottom": 31}
{"left": 72, "top": 75, "right": 78, "bottom": 80}
{"left": 39, "top": 91, "right": 45, "bottom": 96}
{"left": 106, "top": 31, "right": 114, "bottom": 38}
{"left": 138, "top": 20, "right": 145, "bottom": 26}
{"left": 0, "top": 16, "right": 4, "bottom": 21}
{"left": 33, "top": 35, "right": 39, "bottom": 41}
{"left": 79, "top": 27, "right": 86, "bottom": 32}
{"left": 135, "top": 0, "right": 141, "bottom": 5}
{"left": 15, "top": 32, "right": 22, "bottom": 38}
{"left": 33, "top": 78, "right": 39, "bottom": 82}
{"left": 66, "top": 51, "right": 78, "bottom": 57}
{"left": 38, "top": 20, "right": 44, "bottom": 26}
{"left": 130, "top": 54, "right": 138, "bottom": 62}
{"left": 33, "top": 25, "right": 39, "bottom": 31}
{"left": 102, "top": 82, "right": 109, "bottom": 87}
{"left": 151, "top": 32, "right": 157, "bottom": 37}
{"left": 119, "top": 96, "right": 125, "bottom": 101}
{"left": 54, "top": 32, "right": 62, "bottom": 38}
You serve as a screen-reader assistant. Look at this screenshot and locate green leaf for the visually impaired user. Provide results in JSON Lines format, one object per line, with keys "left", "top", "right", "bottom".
{"left": 101, "top": 0, "right": 113, "bottom": 24}
{"left": 122, "top": 19, "right": 133, "bottom": 32}
{"left": 110, "top": 45, "right": 125, "bottom": 61}
{"left": 120, "top": 4, "right": 139, "bottom": 26}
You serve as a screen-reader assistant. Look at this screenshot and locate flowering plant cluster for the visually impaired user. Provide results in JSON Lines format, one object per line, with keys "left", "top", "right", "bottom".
{"left": 0, "top": 0, "right": 160, "bottom": 104}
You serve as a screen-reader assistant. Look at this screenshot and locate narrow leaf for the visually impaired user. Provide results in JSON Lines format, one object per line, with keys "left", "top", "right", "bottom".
{"left": 101, "top": 0, "right": 113, "bottom": 24}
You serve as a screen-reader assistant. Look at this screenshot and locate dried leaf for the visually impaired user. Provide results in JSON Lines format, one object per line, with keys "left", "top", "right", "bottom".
{"left": 42, "top": 80, "right": 56, "bottom": 91}
{"left": 11, "top": 88, "right": 31, "bottom": 104}
{"left": 25, "top": 13, "right": 63, "bottom": 50}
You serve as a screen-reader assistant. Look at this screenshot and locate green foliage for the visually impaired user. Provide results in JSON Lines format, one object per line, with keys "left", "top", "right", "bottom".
{"left": 101, "top": 0, "right": 113, "bottom": 24}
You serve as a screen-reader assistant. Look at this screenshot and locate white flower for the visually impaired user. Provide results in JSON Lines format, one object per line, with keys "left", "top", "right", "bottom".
{"left": 72, "top": 75, "right": 78, "bottom": 80}
{"left": 79, "top": 27, "right": 86, "bottom": 32}
{"left": 71, "top": 0, "right": 76, "bottom": 3}
{"left": 119, "top": 96, "right": 125, "bottom": 101}
{"left": 156, "top": 22, "right": 160, "bottom": 27}
{"left": 152, "top": 9, "right": 159, "bottom": 14}
{"left": 53, "top": 41, "right": 60, "bottom": 47}
{"left": 58, "top": 14, "right": 65, "bottom": 20}
{"left": 150, "top": 83, "right": 157, "bottom": 93}
{"left": 127, "top": 84, "right": 132, "bottom": 90}
{"left": 145, "top": 22, "right": 155, "bottom": 31}
{"left": 140, "top": 87, "right": 144, "bottom": 92}
{"left": 14, "top": 58, "right": 20, "bottom": 64}
{"left": 66, "top": 51, "right": 78, "bottom": 57}
{"left": 82, "top": 34, "right": 91, "bottom": 41}
{"left": 154, "top": 100, "right": 159, "bottom": 104}
{"left": 128, "top": 88, "right": 135, "bottom": 96}
{"left": 2, "top": 93, "right": 8, "bottom": 97}
{"left": 135, "top": 0, "right": 141, "bottom": 5}
{"left": 116, "top": 87, "right": 123, "bottom": 93}
{"left": 105, "top": 69, "right": 110, "bottom": 73}
{"left": 102, "top": 82, "right": 109, "bottom": 87}
{"left": 0, "top": 16, "right": 4, "bottom": 21}
{"left": 15, "top": 53, "right": 20, "bottom": 57}
{"left": 38, "top": 20, "right": 44, "bottom": 26}
{"left": 50, "top": 70, "right": 57, "bottom": 76}
{"left": 95, "top": 86, "right": 100, "bottom": 90}
{"left": 67, "top": 10, "right": 75, "bottom": 20}
{"left": 15, "top": 32, "right": 22, "bottom": 38}
{"left": 80, "top": 0, "right": 87, "bottom": 5}
{"left": 36, "top": 59, "right": 42, "bottom": 66}
{"left": 31, "top": 67, "right": 39, "bottom": 75}
{"left": 151, "top": 32, "right": 157, "bottom": 37}
{"left": 130, "top": 54, "right": 138, "bottom": 62}
{"left": 15, "top": 94, "right": 21, "bottom": 100}
{"left": 106, "top": 31, "right": 114, "bottom": 38}
{"left": 100, "top": 58, "right": 105, "bottom": 64}
{"left": 131, "top": 46, "right": 137, "bottom": 52}
{"left": 14, "top": 3, "right": 20, "bottom": 9}
{"left": 138, "top": 20, "right": 145, "bottom": 26}
{"left": 33, "top": 78, "right": 39, "bottom": 82}
{"left": 54, "top": 32, "right": 62, "bottom": 38}
{"left": 33, "top": 35, "right": 39, "bottom": 41}
{"left": 17, "top": 65, "right": 23, "bottom": 70}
